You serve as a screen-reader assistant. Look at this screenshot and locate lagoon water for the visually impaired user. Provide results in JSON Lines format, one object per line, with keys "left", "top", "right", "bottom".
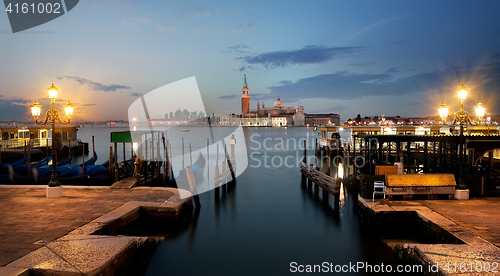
{"left": 77, "top": 126, "right": 398, "bottom": 275}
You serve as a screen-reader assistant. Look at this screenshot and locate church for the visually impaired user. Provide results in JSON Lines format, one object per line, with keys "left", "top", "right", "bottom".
{"left": 220, "top": 75, "right": 339, "bottom": 127}
{"left": 237, "top": 75, "right": 305, "bottom": 127}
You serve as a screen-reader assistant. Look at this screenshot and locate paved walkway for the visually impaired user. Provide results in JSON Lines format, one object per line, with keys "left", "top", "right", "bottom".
{"left": 0, "top": 185, "right": 176, "bottom": 267}
{"left": 418, "top": 198, "right": 500, "bottom": 247}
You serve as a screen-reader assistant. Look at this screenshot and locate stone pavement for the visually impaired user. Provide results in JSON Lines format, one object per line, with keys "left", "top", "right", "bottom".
{"left": 418, "top": 198, "right": 500, "bottom": 248}
{"left": 0, "top": 185, "right": 177, "bottom": 267}
{"left": 362, "top": 196, "right": 500, "bottom": 275}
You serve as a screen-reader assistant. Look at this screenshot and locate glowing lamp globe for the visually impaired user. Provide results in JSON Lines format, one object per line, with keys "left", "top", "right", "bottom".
{"left": 30, "top": 101, "right": 41, "bottom": 118}
{"left": 475, "top": 101, "right": 485, "bottom": 119}
{"left": 439, "top": 102, "right": 448, "bottom": 120}
{"left": 48, "top": 84, "right": 58, "bottom": 100}
{"left": 457, "top": 84, "right": 467, "bottom": 101}
{"left": 64, "top": 100, "right": 74, "bottom": 118}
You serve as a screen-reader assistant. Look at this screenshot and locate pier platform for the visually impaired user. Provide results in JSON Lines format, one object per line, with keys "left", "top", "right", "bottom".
{"left": 359, "top": 196, "right": 500, "bottom": 274}
{"left": 0, "top": 185, "right": 192, "bottom": 275}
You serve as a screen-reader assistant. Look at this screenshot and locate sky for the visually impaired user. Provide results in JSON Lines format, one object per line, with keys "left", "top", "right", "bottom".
{"left": 1, "top": 0, "right": 500, "bottom": 122}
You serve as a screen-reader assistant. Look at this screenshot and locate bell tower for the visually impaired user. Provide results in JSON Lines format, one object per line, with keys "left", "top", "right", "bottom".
{"left": 241, "top": 74, "right": 250, "bottom": 115}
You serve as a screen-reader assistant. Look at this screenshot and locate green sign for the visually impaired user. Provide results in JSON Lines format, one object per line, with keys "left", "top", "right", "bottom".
{"left": 110, "top": 131, "right": 133, "bottom": 143}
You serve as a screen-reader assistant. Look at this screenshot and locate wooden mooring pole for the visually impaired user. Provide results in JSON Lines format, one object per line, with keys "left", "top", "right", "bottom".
{"left": 186, "top": 166, "right": 201, "bottom": 208}
{"left": 214, "top": 143, "right": 220, "bottom": 193}
{"left": 162, "top": 136, "right": 167, "bottom": 181}
{"left": 302, "top": 139, "right": 307, "bottom": 184}
{"left": 109, "top": 146, "right": 113, "bottom": 176}
{"left": 314, "top": 138, "right": 318, "bottom": 169}
{"left": 207, "top": 138, "right": 209, "bottom": 179}
{"left": 114, "top": 142, "right": 118, "bottom": 181}
{"left": 92, "top": 136, "right": 95, "bottom": 165}
{"left": 68, "top": 139, "right": 72, "bottom": 165}
{"left": 157, "top": 136, "right": 161, "bottom": 184}
{"left": 82, "top": 148, "right": 86, "bottom": 178}
{"left": 27, "top": 141, "right": 31, "bottom": 176}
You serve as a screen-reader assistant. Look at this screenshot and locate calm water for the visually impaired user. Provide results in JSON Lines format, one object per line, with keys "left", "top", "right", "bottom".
{"left": 77, "top": 126, "right": 398, "bottom": 275}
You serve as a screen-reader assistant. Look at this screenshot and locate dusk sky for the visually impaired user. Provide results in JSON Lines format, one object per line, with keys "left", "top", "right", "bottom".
{"left": 1, "top": 0, "right": 500, "bottom": 122}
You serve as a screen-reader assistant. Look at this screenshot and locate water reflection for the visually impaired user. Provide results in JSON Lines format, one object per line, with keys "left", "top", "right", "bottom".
{"left": 144, "top": 127, "right": 399, "bottom": 276}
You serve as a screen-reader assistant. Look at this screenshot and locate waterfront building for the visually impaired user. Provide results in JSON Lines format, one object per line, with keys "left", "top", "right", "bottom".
{"left": 305, "top": 113, "right": 340, "bottom": 126}
{"left": 0, "top": 125, "right": 78, "bottom": 149}
{"left": 236, "top": 75, "right": 306, "bottom": 127}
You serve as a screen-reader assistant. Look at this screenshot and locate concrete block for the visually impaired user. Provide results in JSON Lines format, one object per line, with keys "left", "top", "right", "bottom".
{"left": 46, "top": 186, "right": 63, "bottom": 198}
{"left": 455, "top": 189, "right": 469, "bottom": 200}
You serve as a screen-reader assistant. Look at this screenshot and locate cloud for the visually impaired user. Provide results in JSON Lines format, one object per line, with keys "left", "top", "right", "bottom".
{"left": 312, "top": 105, "right": 350, "bottom": 113}
{"left": 62, "top": 76, "right": 131, "bottom": 92}
{"left": 82, "top": 103, "right": 97, "bottom": 106}
{"left": 385, "top": 67, "right": 400, "bottom": 73}
{"left": 493, "top": 53, "right": 500, "bottom": 59}
{"left": 344, "top": 16, "right": 406, "bottom": 41}
{"left": 121, "top": 17, "right": 151, "bottom": 26}
{"left": 155, "top": 23, "right": 175, "bottom": 32}
{"left": 236, "top": 65, "right": 256, "bottom": 72}
{"left": 220, "top": 93, "right": 268, "bottom": 101}
{"left": 221, "top": 44, "right": 250, "bottom": 55}
{"left": 265, "top": 64, "right": 500, "bottom": 108}
{"left": 238, "top": 45, "right": 363, "bottom": 68}
{"left": 130, "top": 92, "right": 143, "bottom": 97}
{"left": 0, "top": 95, "right": 32, "bottom": 121}
{"left": 391, "top": 39, "right": 407, "bottom": 47}
{"left": 220, "top": 95, "right": 238, "bottom": 100}
{"left": 350, "top": 62, "right": 376, "bottom": 67}
{"left": 228, "top": 44, "right": 249, "bottom": 50}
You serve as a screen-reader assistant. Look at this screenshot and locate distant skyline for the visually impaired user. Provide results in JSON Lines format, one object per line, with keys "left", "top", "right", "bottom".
{"left": 1, "top": 1, "right": 499, "bottom": 122}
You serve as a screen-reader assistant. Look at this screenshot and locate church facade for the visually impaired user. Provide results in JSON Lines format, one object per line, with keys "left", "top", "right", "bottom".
{"left": 237, "top": 75, "right": 305, "bottom": 127}
{"left": 221, "top": 75, "right": 341, "bottom": 127}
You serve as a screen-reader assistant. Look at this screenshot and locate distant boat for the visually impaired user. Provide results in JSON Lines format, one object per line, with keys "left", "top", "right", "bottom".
{"left": 181, "top": 129, "right": 190, "bottom": 132}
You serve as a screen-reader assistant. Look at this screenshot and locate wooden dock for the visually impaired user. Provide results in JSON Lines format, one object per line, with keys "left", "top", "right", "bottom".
{"left": 300, "top": 140, "right": 341, "bottom": 200}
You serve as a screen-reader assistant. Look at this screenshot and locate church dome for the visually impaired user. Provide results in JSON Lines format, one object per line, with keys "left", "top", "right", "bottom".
{"left": 273, "top": 97, "right": 284, "bottom": 108}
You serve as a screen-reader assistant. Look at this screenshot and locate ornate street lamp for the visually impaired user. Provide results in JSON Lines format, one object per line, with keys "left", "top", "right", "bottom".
{"left": 487, "top": 114, "right": 491, "bottom": 134}
{"left": 381, "top": 115, "right": 386, "bottom": 134}
{"left": 30, "top": 84, "right": 74, "bottom": 197}
{"left": 439, "top": 84, "right": 486, "bottom": 195}
{"left": 475, "top": 101, "right": 485, "bottom": 125}
{"left": 451, "top": 84, "right": 472, "bottom": 191}
{"left": 439, "top": 102, "right": 448, "bottom": 124}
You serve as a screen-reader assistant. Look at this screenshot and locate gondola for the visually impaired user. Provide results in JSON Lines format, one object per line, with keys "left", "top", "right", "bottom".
{"left": 1, "top": 154, "right": 107, "bottom": 184}
{"left": 0, "top": 156, "right": 28, "bottom": 173}
{"left": 13, "top": 156, "right": 51, "bottom": 174}
{"left": 164, "top": 153, "right": 206, "bottom": 187}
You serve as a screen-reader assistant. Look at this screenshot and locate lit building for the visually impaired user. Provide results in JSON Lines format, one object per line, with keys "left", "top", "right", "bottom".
{"left": 241, "top": 74, "right": 250, "bottom": 115}
{"left": 305, "top": 113, "right": 340, "bottom": 126}
{"left": 236, "top": 75, "right": 305, "bottom": 127}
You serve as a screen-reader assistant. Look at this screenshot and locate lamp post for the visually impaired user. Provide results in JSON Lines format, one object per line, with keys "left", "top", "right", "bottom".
{"left": 487, "top": 114, "right": 491, "bottom": 134}
{"left": 30, "top": 84, "right": 74, "bottom": 198}
{"left": 440, "top": 84, "right": 485, "bottom": 195}
{"left": 439, "top": 102, "right": 448, "bottom": 124}
{"left": 380, "top": 114, "right": 386, "bottom": 134}
{"left": 475, "top": 101, "right": 485, "bottom": 125}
